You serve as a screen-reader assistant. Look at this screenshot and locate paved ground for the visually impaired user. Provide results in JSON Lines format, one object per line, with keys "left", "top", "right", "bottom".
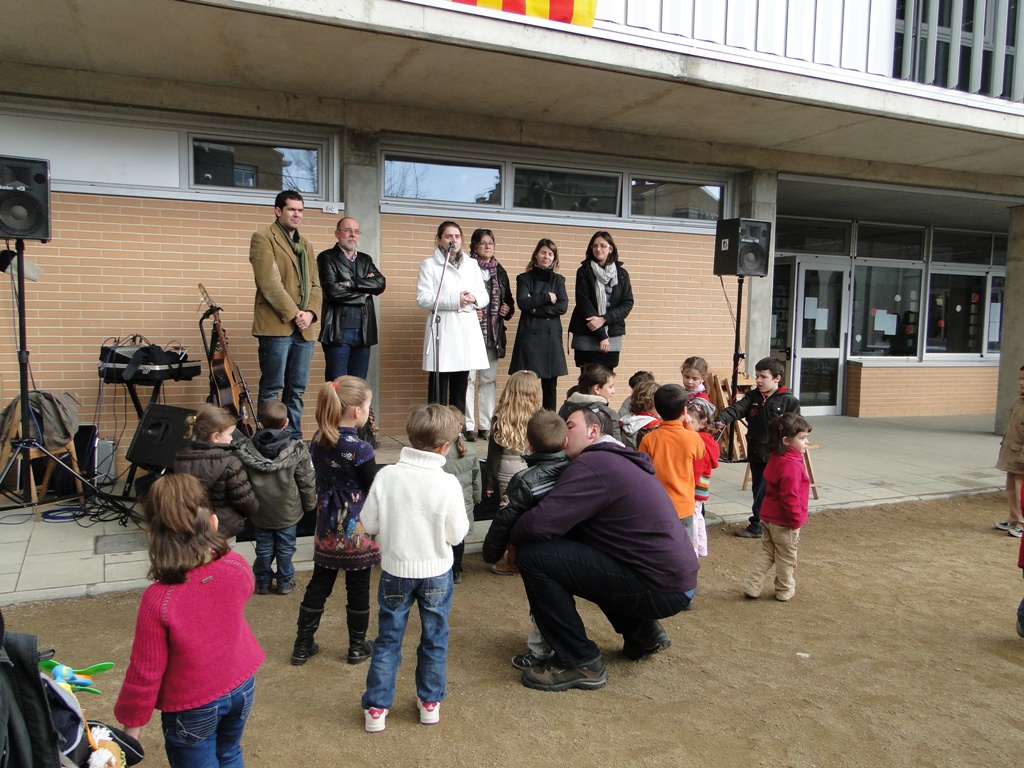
{"left": 0, "top": 414, "right": 1005, "bottom": 607}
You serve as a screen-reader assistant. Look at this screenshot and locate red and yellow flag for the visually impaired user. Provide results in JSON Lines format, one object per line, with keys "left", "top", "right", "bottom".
{"left": 450, "top": 0, "right": 597, "bottom": 26}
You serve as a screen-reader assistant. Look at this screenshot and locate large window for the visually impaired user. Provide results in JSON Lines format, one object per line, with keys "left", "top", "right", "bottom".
{"left": 851, "top": 264, "right": 923, "bottom": 357}
{"left": 193, "top": 139, "right": 320, "bottom": 194}
{"left": 383, "top": 157, "right": 501, "bottom": 204}
{"left": 931, "top": 230, "right": 995, "bottom": 265}
{"left": 857, "top": 224, "right": 924, "bottom": 260}
{"left": 380, "top": 145, "right": 729, "bottom": 227}
{"left": 926, "top": 272, "right": 986, "bottom": 354}
{"left": 776, "top": 219, "right": 849, "bottom": 254}
{"left": 513, "top": 168, "right": 619, "bottom": 214}
{"left": 630, "top": 178, "right": 722, "bottom": 221}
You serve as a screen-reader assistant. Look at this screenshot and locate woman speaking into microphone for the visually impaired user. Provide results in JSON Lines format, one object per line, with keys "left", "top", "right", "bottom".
{"left": 416, "top": 220, "right": 489, "bottom": 434}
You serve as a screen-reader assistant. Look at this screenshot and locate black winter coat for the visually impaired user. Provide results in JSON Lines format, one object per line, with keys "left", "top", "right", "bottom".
{"left": 718, "top": 386, "right": 801, "bottom": 464}
{"left": 481, "top": 450, "right": 570, "bottom": 563}
{"left": 174, "top": 441, "right": 259, "bottom": 538}
{"left": 316, "top": 247, "right": 386, "bottom": 347}
{"left": 509, "top": 266, "right": 568, "bottom": 378}
{"left": 568, "top": 260, "right": 634, "bottom": 341}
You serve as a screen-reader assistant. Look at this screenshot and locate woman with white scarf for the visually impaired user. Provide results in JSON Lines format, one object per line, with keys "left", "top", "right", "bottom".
{"left": 568, "top": 230, "right": 635, "bottom": 372}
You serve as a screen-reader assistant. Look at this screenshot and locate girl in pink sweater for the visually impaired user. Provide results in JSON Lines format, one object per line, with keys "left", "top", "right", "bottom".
{"left": 742, "top": 413, "right": 812, "bottom": 602}
{"left": 115, "top": 474, "right": 264, "bottom": 767}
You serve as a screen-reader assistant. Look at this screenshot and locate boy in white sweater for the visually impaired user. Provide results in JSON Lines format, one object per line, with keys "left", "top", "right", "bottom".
{"left": 360, "top": 404, "right": 470, "bottom": 733}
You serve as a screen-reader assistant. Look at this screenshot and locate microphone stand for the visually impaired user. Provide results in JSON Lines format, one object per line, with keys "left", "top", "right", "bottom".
{"left": 426, "top": 243, "right": 458, "bottom": 405}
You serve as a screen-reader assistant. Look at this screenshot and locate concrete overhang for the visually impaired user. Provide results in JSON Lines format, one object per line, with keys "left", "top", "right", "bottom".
{"left": 2, "top": 0, "right": 1023, "bottom": 230}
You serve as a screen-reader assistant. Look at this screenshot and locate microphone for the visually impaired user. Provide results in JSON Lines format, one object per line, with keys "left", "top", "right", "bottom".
{"left": 447, "top": 242, "right": 458, "bottom": 255}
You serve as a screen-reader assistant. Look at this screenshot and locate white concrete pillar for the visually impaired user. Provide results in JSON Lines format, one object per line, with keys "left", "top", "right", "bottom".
{"left": 341, "top": 129, "right": 383, "bottom": 391}
{"left": 737, "top": 170, "right": 778, "bottom": 378}
{"left": 996, "top": 204, "right": 1024, "bottom": 434}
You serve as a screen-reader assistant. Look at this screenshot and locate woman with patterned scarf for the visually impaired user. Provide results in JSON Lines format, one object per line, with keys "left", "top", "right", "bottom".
{"left": 464, "top": 228, "right": 514, "bottom": 441}
{"left": 568, "top": 230, "right": 635, "bottom": 372}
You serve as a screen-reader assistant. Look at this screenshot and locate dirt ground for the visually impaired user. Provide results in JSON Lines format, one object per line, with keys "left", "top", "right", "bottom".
{"left": 7, "top": 492, "right": 1024, "bottom": 767}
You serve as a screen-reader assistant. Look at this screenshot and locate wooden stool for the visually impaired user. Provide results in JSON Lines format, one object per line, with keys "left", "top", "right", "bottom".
{"left": 0, "top": 401, "right": 84, "bottom": 520}
{"left": 742, "top": 444, "right": 820, "bottom": 501}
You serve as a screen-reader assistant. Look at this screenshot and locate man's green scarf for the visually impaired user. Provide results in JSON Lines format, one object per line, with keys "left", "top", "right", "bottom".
{"left": 276, "top": 221, "right": 311, "bottom": 311}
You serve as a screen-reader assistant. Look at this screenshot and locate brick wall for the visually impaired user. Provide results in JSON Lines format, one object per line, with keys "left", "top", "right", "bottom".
{"left": 0, "top": 192, "right": 338, "bottom": 475}
{"left": 3, "top": 195, "right": 747, "bottom": 477}
{"left": 21, "top": 193, "right": 942, "bottom": 487}
{"left": 845, "top": 362, "right": 998, "bottom": 417}
{"left": 376, "top": 213, "right": 739, "bottom": 434}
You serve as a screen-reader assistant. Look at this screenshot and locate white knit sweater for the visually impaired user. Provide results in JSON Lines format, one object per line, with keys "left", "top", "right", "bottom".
{"left": 361, "top": 446, "right": 471, "bottom": 579}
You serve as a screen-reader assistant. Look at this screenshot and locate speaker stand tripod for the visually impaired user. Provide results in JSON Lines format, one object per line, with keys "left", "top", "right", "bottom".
{"left": 0, "top": 239, "right": 107, "bottom": 514}
{"left": 726, "top": 274, "right": 746, "bottom": 462}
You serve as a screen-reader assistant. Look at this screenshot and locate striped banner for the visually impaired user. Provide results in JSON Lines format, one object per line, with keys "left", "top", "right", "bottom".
{"left": 450, "top": 0, "right": 597, "bottom": 26}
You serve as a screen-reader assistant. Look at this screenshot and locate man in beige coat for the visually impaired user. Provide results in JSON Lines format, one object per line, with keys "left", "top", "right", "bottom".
{"left": 250, "top": 190, "right": 322, "bottom": 439}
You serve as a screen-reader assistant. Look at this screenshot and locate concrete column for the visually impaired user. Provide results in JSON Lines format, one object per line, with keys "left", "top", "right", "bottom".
{"left": 996, "top": 204, "right": 1024, "bottom": 434}
{"left": 737, "top": 170, "right": 778, "bottom": 378}
{"left": 341, "top": 129, "right": 383, "bottom": 391}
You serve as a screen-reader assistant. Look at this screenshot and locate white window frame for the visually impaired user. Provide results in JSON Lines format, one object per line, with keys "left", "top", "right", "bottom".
{"left": 378, "top": 135, "right": 733, "bottom": 233}
{"left": 0, "top": 102, "right": 339, "bottom": 207}
{"left": 923, "top": 262, "right": 1003, "bottom": 359}
{"left": 187, "top": 133, "right": 330, "bottom": 200}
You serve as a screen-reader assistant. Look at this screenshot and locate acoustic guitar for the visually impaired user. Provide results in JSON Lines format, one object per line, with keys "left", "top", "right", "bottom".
{"left": 198, "top": 284, "right": 258, "bottom": 436}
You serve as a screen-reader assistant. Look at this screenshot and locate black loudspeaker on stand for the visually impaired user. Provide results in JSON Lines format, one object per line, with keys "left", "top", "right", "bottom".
{"left": 0, "top": 156, "right": 111, "bottom": 513}
{"left": 0, "top": 156, "right": 51, "bottom": 241}
{"left": 713, "top": 218, "right": 771, "bottom": 278}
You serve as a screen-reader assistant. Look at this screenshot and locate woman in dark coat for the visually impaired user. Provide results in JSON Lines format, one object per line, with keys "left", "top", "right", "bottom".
{"left": 568, "top": 230, "right": 634, "bottom": 372}
{"left": 509, "top": 239, "right": 568, "bottom": 411}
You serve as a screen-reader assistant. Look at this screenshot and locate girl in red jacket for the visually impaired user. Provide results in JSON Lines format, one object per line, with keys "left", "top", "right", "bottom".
{"left": 115, "top": 474, "right": 265, "bottom": 767}
{"left": 742, "top": 413, "right": 812, "bottom": 602}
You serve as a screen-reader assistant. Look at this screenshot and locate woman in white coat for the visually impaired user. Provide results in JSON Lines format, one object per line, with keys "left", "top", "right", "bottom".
{"left": 417, "top": 220, "right": 489, "bottom": 428}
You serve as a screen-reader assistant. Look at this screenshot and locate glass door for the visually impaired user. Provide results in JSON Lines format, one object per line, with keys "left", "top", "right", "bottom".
{"left": 792, "top": 257, "right": 850, "bottom": 415}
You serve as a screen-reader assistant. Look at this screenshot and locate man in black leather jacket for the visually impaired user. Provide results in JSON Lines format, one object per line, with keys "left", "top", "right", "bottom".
{"left": 316, "top": 217, "right": 387, "bottom": 381}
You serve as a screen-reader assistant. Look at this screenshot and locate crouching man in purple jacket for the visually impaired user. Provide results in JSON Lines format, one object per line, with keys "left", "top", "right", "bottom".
{"left": 508, "top": 405, "right": 698, "bottom": 692}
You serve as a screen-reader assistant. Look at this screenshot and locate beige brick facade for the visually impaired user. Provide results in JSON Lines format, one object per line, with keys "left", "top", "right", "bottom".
{"left": 0, "top": 193, "right": 1000, "bottom": 482}
{"left": 844, "top": 362, "right": 998, "bottom": 417}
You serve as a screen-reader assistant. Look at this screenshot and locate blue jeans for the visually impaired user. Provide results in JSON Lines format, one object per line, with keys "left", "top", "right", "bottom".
{"left": 253, "top": 524, "right": 297, "bottom": 588}
{"left": 257, "top": 333, "right": 314, "bottom": 439}
{"left": 518, "top": 538, "right": 693, "bottom": 668}
{"left": 322, "top": 327, "right": 371, "bottom": 381}
{"left": 361, "top": 571, "right": 453, "bottom": 710}
{"left": 161, "top": 675, "right": 255, "bottom": 768}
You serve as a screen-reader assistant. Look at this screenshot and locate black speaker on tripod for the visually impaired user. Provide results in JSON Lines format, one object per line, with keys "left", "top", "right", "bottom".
{"left": 713, "top": 218, "right": 771, "bottom": 277}
{"left": 0, "top": 156, "right": 51, "bottom": 242}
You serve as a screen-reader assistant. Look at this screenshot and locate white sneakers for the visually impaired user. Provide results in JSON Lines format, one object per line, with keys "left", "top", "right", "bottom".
{"left": 417, "top": 698, "right": 441, "bottom": 725}
{"left": 996, "top": 521, "right": 1024, "bottom": 537}
{"left": 363, "top": 701, "right": 440, "bottom": 732}
{"left": 364, "top": 707, "right": 388, "bottom": 733}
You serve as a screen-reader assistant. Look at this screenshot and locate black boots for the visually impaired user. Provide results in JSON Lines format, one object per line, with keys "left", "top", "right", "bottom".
{"left": 290, "top": 605, "right": 323, "bottom": 666}
{"left": 290, "top": 605, "right": 372, "bottom": 665}
{"left": 346, "top": 607, "right": 372, "bottom": 665}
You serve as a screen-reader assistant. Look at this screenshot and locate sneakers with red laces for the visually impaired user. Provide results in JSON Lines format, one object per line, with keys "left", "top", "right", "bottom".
{"left": 364, "top": 707, "right": 388, "bottom": 732}
{"left": 417, "top": 698, "right": 441, "bottom": 724}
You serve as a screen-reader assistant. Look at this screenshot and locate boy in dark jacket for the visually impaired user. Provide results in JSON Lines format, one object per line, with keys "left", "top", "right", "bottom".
{"left": 715, "top": 357, "right": 801, "bottom": 538}
{"left": 483, "top": 410, "right": 570, "bottom": 670}
{"left": 237, "top": 400, "right": 317, "bottom": 595}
